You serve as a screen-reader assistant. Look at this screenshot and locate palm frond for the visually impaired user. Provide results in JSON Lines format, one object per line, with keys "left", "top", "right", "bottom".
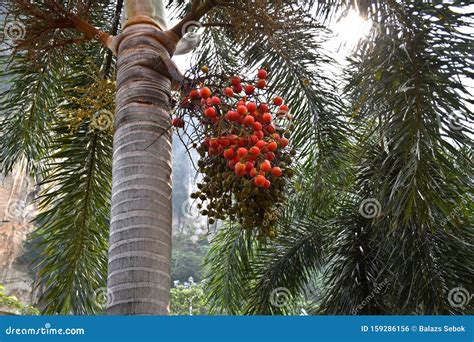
{"left": 31, "top": 119, "right": 112, "bottom": 314}
{"left": 204, "top": 224, "right": 258, "bottom": 314}
{"left": 244, "top": 217, "right": 327, "bottom": 315}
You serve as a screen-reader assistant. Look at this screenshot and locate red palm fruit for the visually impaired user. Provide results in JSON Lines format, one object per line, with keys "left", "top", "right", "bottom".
{"left": 200, "top": 87, "right": 212, "bottom": 99}
{"left": 279, "top": 104, "right": 289, "bottom": 112}
{"left": 189, "top": 89, "right": 200, "bottom": 100}
{"left": 245, "top": 84, "right": 255, "bottom": 95}
{"left": 253, "top": 121, "right": 263, "bottom": 131}
{"left": 224, "top": 148, "right": 235, "bottom": 159}
{"left": 266, "top": 124, "right": 276, "bottom": 134}
{"left": 238, "top": 138, "right": 246, "bottom": 147}
{"left": 237, "top": 100, "right": 246, "bottom": 107}
{"left": 267, "top": 141, "right": 278, "bottom": 152}
{"left": 233, "top": 84, "right": 243, "bottom": 93}
{"left": 257, "top": 79, "right": 266, "bottom": 89}
{"left": 249, "top": 146, "right": 260, "bottom": 156}
{"left": 250, "top": 111, "right": 259, "bottom": 117}
{"left": 249, "top": 168, "right": 258, "bottom": 177}
{"left": 256, "top": 131, "right": 264, "bottom": 139}
{"left": 271, "top": 166, "right": 282, "bottom": 177}
{"left": 261, "top": 113, "right": 272, "bottom": 123}
{"left": 279, "top": 138, "right": 289, "bottom": 148}
{"left": 220, "top": 138, "right": 230, "bottom": 147}
{"left": 209, "top": 139, "right": 220, "bottom": 148}
{"left": 265, "top": 151, "right": 275, "bottom": 161}
{"left": 243, "top": 115, "right": 255, "bottom": 126}
{"left": 257, "top": 69, "right": 268, "bottom": 79}
{"left": 259, "top": 170, "right": 266, "bottom": 176}
{"left": 209, "top": 147, "right": 219, "bottom": 155}
{"left": 225, "top": 87, "right": 234, "bottom": 97}
{"left": 226, "top": 110, "right": 239, "bottom": 121}
{"left": 254, "top": 175, "right": 266, "bottom": 187}
{"left": 236, "top": 169, "right": 246, "bottom": 177}
{"left": 227, "top": 159, "right": 236, "bottom": 169}
{"left": 273, "top": 96, "right": 283, "bottom": 106}
{"left": 237, "top": 147, "right": 248, "bottom": 158}
{"left": 260, "top": 160, "right": 272, "bottom": 172}
{"left": 231, "top": 76, "right": 241, "bottom": 86}
{"left": 204, "top": 137, "right": 211, "bottom": 146}
{"left": 247, "top": 154, "right": 257, "bottom": 162}
{"left": 204, "top": 107, "right": 216, "bottom": 118}
{"left": 228, "top": 134, "right": 238, "bottom": 143}
{"left": 263, "top": 179, "right": 271, "bottom": 189}
{"left": 256, "top": 140, "right": 267, "bottom": 149}
{"left": 260, "top": 103, "right": 269, "bottom": 112}
{"left": 246, "top": 102, "right": 257, "bottom": 112}
{"left": 235, "top": 162, "right": 246, "bottom": 173}
{"left": 172, "top": 118, "right": 184, "bottom": 128}
{"left": 245, "top": 161, "right": 254, "bottom": 172}
{"left": 249, "top": 134, "right": 259, "bottom": 144}
{"left": 272, "top": 133, "right": 281, "bottom": 140}
{"left": 210, "top": 96, "right": 221, "bottom": 105}
{"left": 237, "top": 105, "right": 248, "bottom": 115}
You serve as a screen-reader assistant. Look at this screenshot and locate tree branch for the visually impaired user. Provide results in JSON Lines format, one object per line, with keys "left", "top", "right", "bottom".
{"left": 8, "top": 0, "right": 114, "bottom": 55}
{"left": 68, "top": 15, "right": 112, "bottom": 48}
{"left": 169, "top": 0, "right": 220, "bottom": 39}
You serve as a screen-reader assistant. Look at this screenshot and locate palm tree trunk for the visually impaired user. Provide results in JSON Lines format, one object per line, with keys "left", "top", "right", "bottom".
{"left": 107, "top": 0, "right": 173, "bottom": 315}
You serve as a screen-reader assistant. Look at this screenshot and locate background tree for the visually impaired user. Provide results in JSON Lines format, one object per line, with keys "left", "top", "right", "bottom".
{"left": 0, "top": 284, "right": 39, "bottom": 315}
{"left": 172, "top": 231, "right": 209, "bottom": 283}
{"left": 170, "top": 278, "right": 208, "bottom": 315}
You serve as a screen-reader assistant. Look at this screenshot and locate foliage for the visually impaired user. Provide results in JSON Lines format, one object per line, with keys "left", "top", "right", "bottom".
{"left": 0, "top": 0, "right": 472, "bottom": 316}
{"left": 172, "top": 231, "right": 210, "bottom": 283}
{"left": 170, "top": 280, "right": 209, "bottom": 315}
{"left": 204, "top": 225, "right": 258, "bottom": 314}
{"left": 1, "top": 0, "right": 118, "bottom": 314}
{"left": 0, "top": 285, "right": 39, "bottom": 315}
{"left": 203, "top": 0, "right": 474, "bottom": 315}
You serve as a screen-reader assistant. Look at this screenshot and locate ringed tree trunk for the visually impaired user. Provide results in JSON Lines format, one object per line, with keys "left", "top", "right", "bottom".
{"left": 107, "top": 0, "right": 173, "bottom": 315}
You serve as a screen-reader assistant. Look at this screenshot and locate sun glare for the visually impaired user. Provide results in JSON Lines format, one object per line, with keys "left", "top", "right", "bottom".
{"left": 334, "top": 10, "right": 372, "bottom": 48}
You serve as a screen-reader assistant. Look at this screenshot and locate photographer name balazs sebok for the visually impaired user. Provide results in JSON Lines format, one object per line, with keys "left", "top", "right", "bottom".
{"left": 418, "top": 325, "right": 466, "bottom": 333}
